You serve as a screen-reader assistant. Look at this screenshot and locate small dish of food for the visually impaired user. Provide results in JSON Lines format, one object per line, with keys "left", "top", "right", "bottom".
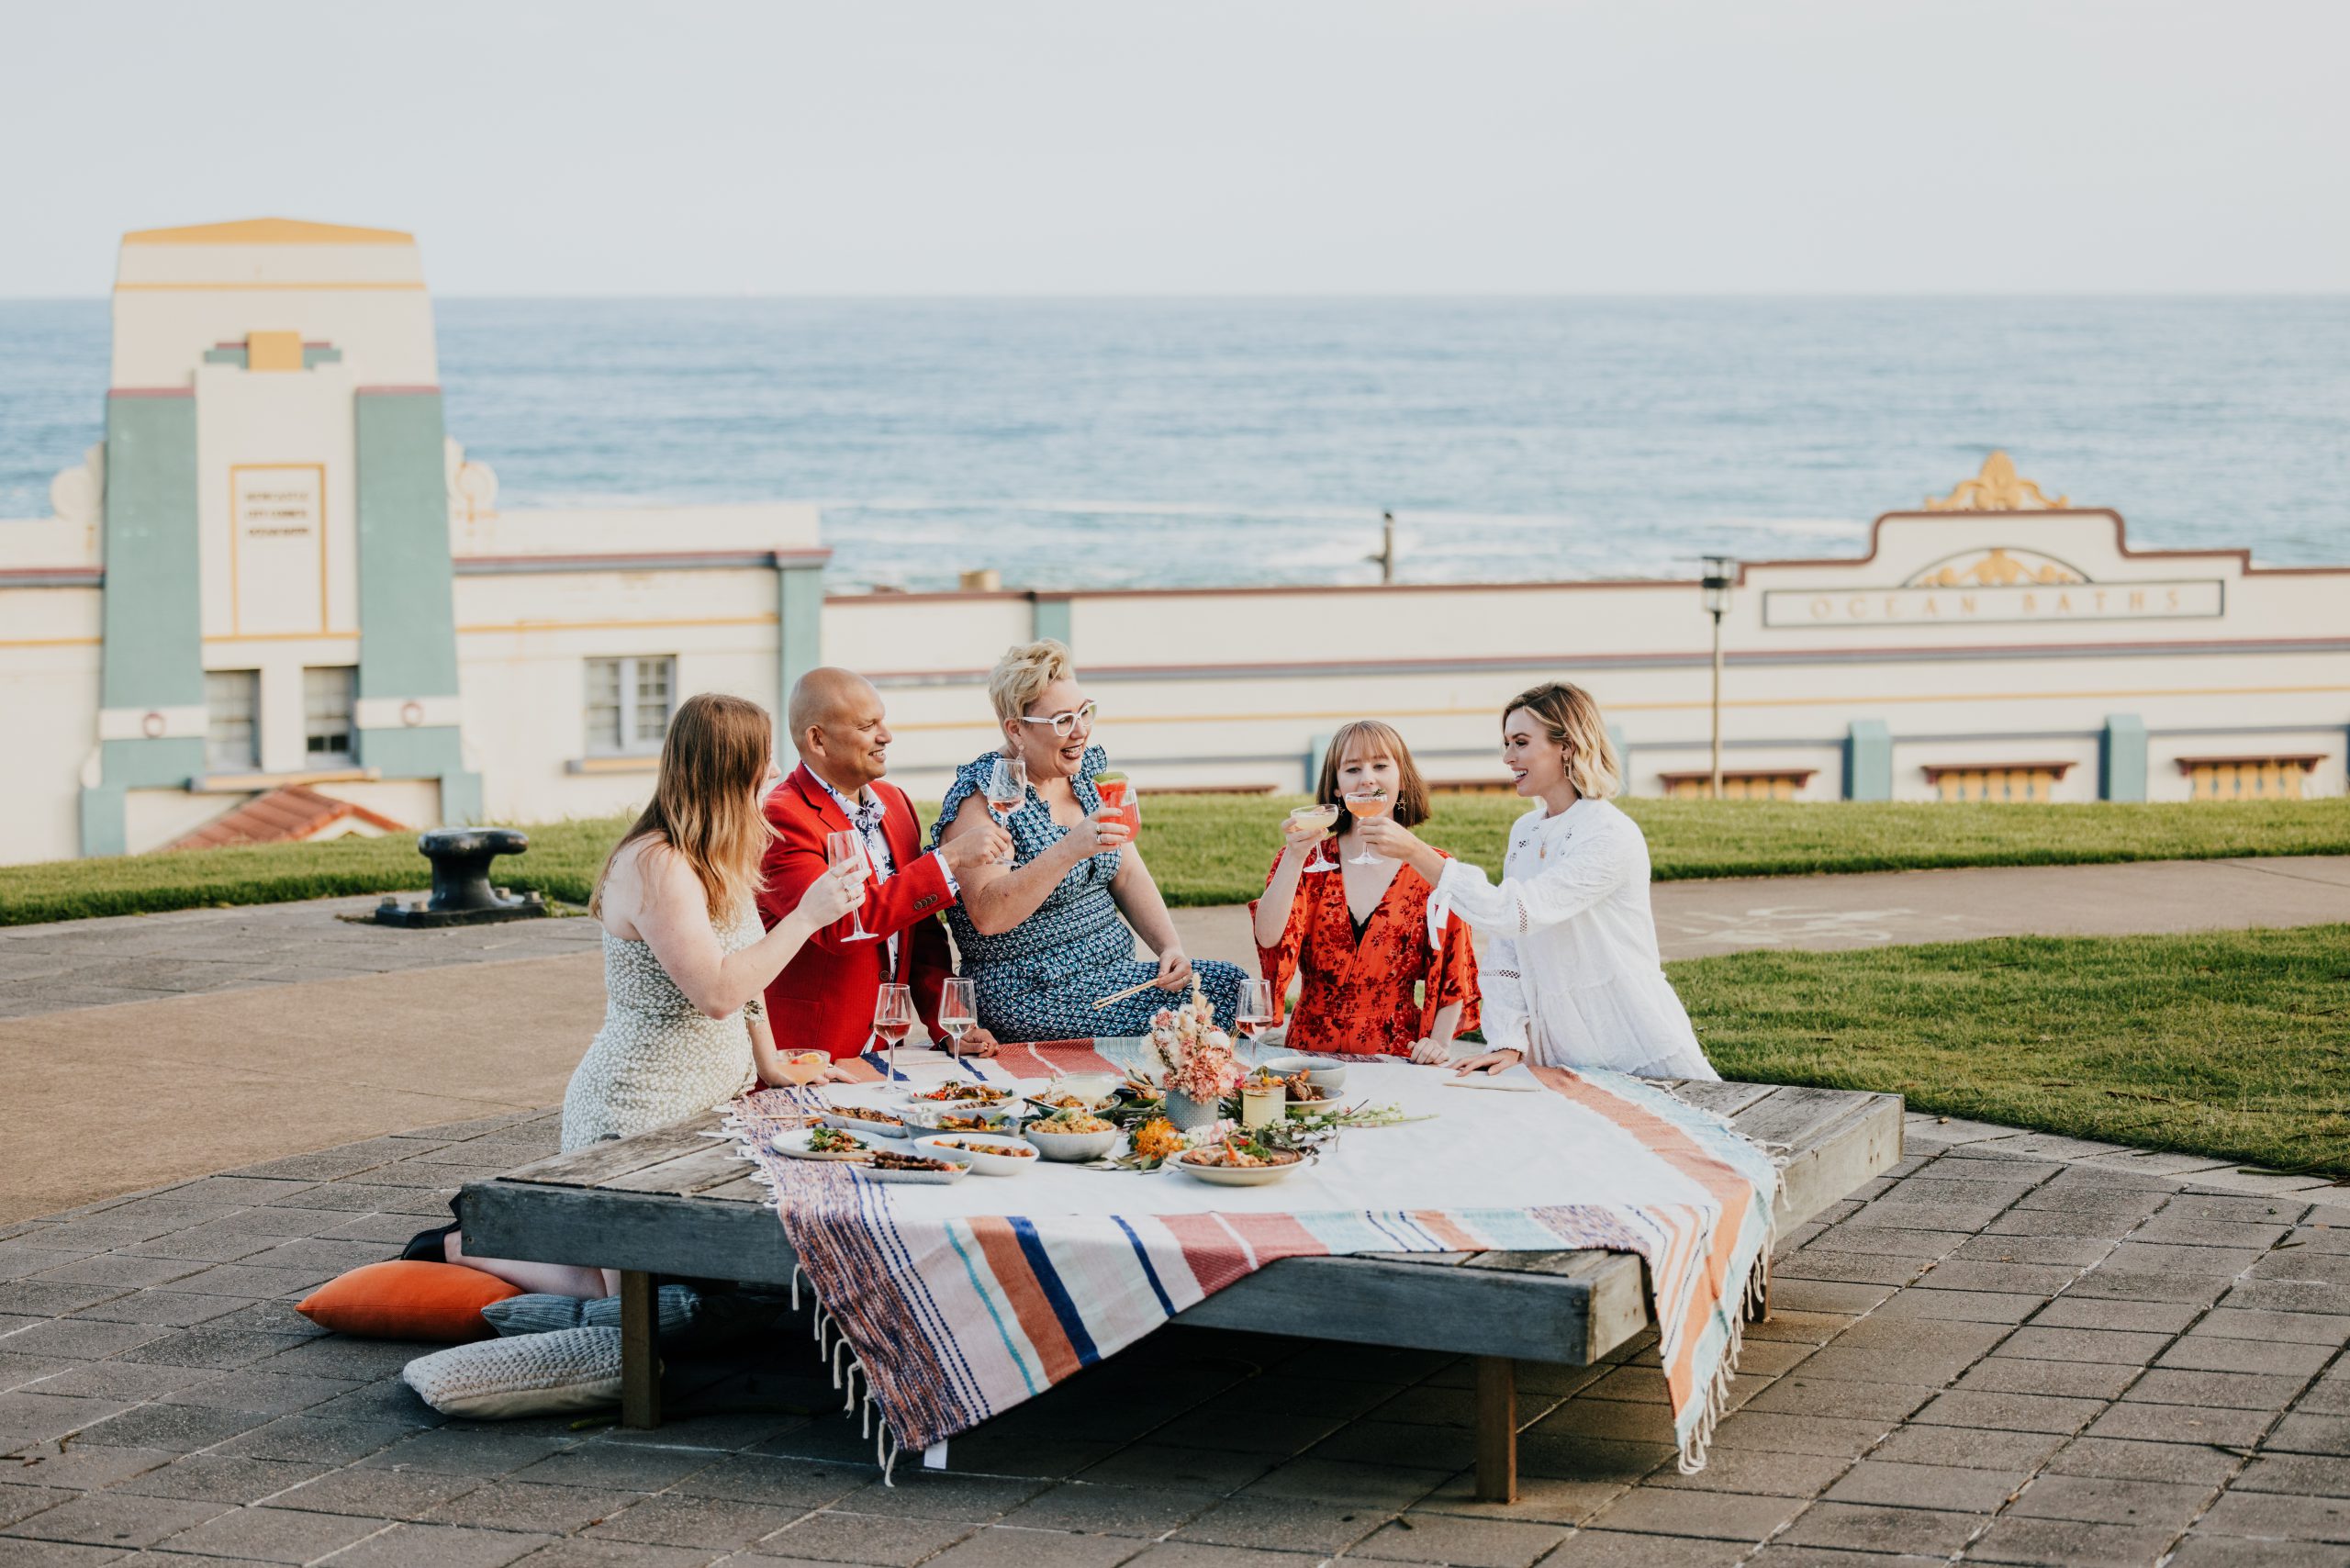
{"left": 900, "top": 1100, "right": 1025, "bottom": 1133}
{"left": 913, "top": 1133, "right": 1038, "bottom": 1176}
{"left": 1023, "top": 1109, "right": 1121, "bottom": 1162}
{"left": 910, "top": 1081, "right": 1014, "bottom": 1106}
{"left": 1260, "top": 1054, "right": 1348, "bottom": 1092}
{"left": 1173, "top": 1139, "right": 1306, "bottom": 1187}
{"left": 856, "top": 1149, "right": 973, "bottom": 1186}
{"left": 818, "top": 1104, "right": 911, "bottom": 1137}
{"left": 771, "top": 1126, "right": 875, "bottom": 1161}
{"left": 1030, "top": 1088, "right": 1116, "bottom": 1114}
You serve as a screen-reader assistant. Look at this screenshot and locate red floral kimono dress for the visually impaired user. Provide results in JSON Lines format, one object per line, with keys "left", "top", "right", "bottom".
{"left": 1251, "top": 847, "right": 1480, "bottom": 1057}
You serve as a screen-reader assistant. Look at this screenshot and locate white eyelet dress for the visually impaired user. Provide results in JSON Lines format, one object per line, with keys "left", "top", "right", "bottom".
{"left": 1429, "top": 798, "right": 1718, "bottom": 1081}
{"left": 560, "top": 905, "right": 766, "bottom": 1151}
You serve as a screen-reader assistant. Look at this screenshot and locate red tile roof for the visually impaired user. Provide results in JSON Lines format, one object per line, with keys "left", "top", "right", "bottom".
{"left": 170, "top": 785, "right": 408, "bottom": 851}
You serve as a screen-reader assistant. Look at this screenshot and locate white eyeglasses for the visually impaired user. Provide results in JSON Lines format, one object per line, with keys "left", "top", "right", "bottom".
{"left": 1016, "top": 700, "right": 1098, "bottom": 738}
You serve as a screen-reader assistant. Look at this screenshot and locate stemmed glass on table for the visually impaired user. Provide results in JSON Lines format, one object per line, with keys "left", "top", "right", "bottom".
{"left": 871, "top": 983, "right": 918, "bottom": 1079}
{"left": 1235, "top": 979, "right": 1275, "bottom": 1057}
{"left": 938, "top": 977, "right": 979, "bottom": 1059}
{"left": 825, "top": 829, "right": 876, "bottom": 941}
{"left": 984, "top": 756, "right": 1026, "bottom": 865}
{"left": 1343, "top": 788, "right": 1392, "bottom": 865}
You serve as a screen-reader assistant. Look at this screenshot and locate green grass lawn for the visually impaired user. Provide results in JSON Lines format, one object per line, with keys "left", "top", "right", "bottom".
{"left": 1673, "top": 924, "right": 2350, "bottom": 1179}
{"left": 4, "top": 792, "right": 2348, "bottom": 926}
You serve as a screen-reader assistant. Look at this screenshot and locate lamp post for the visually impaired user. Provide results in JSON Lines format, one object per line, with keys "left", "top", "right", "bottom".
{"left": 1701, "top": 556, "right": 1736, "bottom": 799}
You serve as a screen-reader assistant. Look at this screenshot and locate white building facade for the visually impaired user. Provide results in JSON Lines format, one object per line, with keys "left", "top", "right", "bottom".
{"left": 2, "top": 220, "right": 2344, "bottom": 867}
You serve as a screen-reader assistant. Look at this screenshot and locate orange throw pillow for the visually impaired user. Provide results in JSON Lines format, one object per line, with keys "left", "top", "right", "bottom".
{"left": 297, "top": 1260, "right": 521, "bottom": 1342}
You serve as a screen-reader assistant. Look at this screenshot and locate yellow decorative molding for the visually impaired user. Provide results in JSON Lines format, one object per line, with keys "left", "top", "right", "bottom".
{"left": 122, "top": 217, "right": 415, "bottom": 246}
{"left": 246, "top": 331, "right": 305, "bottom": 372}
{"left": 1907, "top": 547, "right": 2087, "bottom": 588}
{"left": 1924, "top": 451, "right": 2071, "bottom": 511}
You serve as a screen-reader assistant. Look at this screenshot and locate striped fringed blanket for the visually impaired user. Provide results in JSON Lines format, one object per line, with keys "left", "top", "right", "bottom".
{"left": 729, "top": 1039, "right": 1776, "bottom": 1478}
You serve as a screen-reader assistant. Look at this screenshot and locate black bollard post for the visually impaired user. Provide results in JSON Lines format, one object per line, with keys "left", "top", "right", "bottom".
{"left": 374, "top": 828, "right": 551, "bottom": 928}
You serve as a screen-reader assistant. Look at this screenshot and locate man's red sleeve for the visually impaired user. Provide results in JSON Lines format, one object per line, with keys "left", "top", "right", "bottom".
{"left": 758, "top": 801, "right": 878, "bottom": 956}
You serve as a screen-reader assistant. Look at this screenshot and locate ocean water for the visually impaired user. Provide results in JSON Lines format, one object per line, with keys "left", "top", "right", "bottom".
{"left": 4, "top": 297, "right": 2345, "bottom": 588}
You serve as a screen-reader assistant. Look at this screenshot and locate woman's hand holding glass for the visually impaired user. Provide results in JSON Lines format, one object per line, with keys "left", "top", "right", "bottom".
{"left": 1350, "top": 814, "right": 1430, "bottom": 869}
{"left": 796, "top": 854, "right": 867, "bottom": 930}
{"left": 1071, "top": 804, "right": 1132, "bottom": 857}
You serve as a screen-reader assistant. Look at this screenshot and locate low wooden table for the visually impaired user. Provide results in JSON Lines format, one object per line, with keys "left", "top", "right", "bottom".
{"left": 460, "top": 1080, "right": 1899, "bottom": 1501}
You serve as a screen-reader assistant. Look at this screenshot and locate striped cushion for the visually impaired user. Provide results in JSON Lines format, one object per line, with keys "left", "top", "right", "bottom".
{"left": 478, "top": 1283, "right": 701, "bottom": 1342}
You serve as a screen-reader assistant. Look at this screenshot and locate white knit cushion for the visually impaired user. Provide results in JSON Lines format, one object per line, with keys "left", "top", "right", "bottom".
{"left": 401, "top": 1326, "right": 637, "bottom": 1418}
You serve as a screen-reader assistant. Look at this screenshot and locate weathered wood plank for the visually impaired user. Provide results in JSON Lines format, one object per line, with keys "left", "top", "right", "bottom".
{"left": 1670, "top": 1081, "right": 1784, "bottom": 1118}
{"left": 462, "top": 1180, "right": 800, "bottom": 1279}
{"left": 500, "top": 1120, "right": 720, "bottom": 1189}
{"left": 1460, "top": 1249, "right": 1648, "bottom": 1357}
{"left": 1775, "top": 1092, "right": 1903, "bottom": 1234}
{"left": 696, "top": 1174, "right": 776, "bottom": 1206}
{"left": 1475, "top": 1357, "right": 1517, "bottom": 1503}
{"left": 1177, "top": 1254, "right": 1604, "bottom": 1364}
{"left": 602, "top": 1143, "right": 758, "bottom": 1197}
{"left": 1729, "top": 1083, "right": 1876, "bottom": 1151}
{"left": 619, "top": 1270, "right": 659, "bottom": 1428}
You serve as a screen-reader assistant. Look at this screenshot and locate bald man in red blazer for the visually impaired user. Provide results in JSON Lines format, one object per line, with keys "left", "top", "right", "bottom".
{"left": 757, "top": 668, "right": 1009, "bottom": 1061}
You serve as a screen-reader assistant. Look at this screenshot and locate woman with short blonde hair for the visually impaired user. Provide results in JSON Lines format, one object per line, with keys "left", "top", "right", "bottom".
{"left": 1352, "top": 680, "right": 1716, "bottom": 1081}
{"left": 934, "top": 639, "right": 1248, "bottom": 1040}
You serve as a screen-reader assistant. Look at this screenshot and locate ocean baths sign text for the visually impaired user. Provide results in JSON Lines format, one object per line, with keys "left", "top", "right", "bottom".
{"left": 1762, "top": 579, "right": 2224, "bottom": 628}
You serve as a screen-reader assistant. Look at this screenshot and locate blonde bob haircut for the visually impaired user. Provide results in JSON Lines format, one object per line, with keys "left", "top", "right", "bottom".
{"left": 1504, "top": 681, "right": 1622, "bottom": 801}
{"left": 590, "top": 691, "right": 778, "bottom": 923}
{"left": 988, "top": 638, "right": 1079, "bottom": 728}
{"left": 1315, "top": 720, "right": 1434, "bottom": 829}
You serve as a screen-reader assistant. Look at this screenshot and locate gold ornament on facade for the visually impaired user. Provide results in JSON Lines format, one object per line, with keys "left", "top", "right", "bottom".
{"left": 1908, "top": 548, "right": 2086, "bottom": 588}
{"left": 1924, "top": 451, "right": 2070, "bottom": 511}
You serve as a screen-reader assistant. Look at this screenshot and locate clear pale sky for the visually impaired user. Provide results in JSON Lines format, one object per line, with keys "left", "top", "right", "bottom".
{"left": 6, "top": 1, "right": 2344, "bottom": 297}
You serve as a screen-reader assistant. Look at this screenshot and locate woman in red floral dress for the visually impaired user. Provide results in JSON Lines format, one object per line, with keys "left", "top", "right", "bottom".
{"left": 1251, "top": 721, "right": 1479, "bottom": 1059}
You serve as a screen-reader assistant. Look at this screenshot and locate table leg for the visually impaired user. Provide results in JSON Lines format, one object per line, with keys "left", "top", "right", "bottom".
{"left": 1474, "top": 1355, "right": 1516, "bottom": 1504}
{"left": 619, "top": 1270, "right": 660, "bottom": 1429}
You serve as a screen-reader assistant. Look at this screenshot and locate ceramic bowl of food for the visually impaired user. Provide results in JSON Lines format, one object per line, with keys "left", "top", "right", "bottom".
{"left": 1048, "top": 1071, "right": 1124, "bottom": 1103}
{"left": 1023, "top": 1112, "right": 1121, "bottom": 1162}
{"left": 899, "top": 1100, "right": 1025, "bottom": 1134}
{"left": 1027, "top": 1087, "right": 1117, "bottom": 1115}
{"left": 1172, "top": 1147, "right": 1304, "bottom": 1186}
{"left": 1261, "top": 1054, "right": 1348, "bottom": 1092}
{"left": 855, "top": 1150, "right": 972, "bottom": 1186}
{"left": 905, "top": 1081, "right": 1019, "bottom": 1109}
{"left": 912, "top": 1132, "right": 1039, "bottom": 1176}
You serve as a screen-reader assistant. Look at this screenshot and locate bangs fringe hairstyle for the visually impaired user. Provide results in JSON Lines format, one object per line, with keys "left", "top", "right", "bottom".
{"left": 987, "top": 638, "right": 1077, "bottom": 727}
{"left": 590, "top": 691, "right": 778, "bottom": 922}
{"left": 1505, "top": 681, "right": 1622, "bottom": 801}
{"left": 1316, "top": 719, "right": 1433, "bottom": 828}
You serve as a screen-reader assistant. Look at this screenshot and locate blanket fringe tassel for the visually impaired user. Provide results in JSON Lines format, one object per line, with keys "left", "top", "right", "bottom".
{"left": 1675, "top": 1160, "right": 1786, "bottom": 1476}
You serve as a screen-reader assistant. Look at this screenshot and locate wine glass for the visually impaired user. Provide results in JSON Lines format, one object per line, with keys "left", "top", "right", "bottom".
{"left": 826, "top": 830, "right": 876, "bottom": 941}
{"left": 871, "top": 983, "right": 917, "bottom": 1078}
{"left": 938, "top": 977, "right": 979, "bottom": 1060}
{"left": 1292, "top": 803, "right": 1341, "bottom": 873}
{"left": 1344, "top": 789, "right": 1391, "bottom": 864}
{"left": 1235, "top": 979, "right": 1275, "bottom": 1053}
{"left": 984, "top": 755, "right": 1025, "bottom": 866}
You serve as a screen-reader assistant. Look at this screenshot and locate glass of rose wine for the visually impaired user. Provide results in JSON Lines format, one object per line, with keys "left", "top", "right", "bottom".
{"left": 871, "top": 983, "right": 917, "bottom": 1078}
{"left": 984, "top": 756, "right": 1025, "bottom": 865}
{"left": 1344, "top": 787, "right": 1391, "bottom": 864}
{"left": 1235, "top": 979, "right": 1275, "bottom": 1053}
{"left": 938, "top": 977, "right": 979, "bottom": 1058}
{"left": 825, "top": 830, "right": 875, "bottom": 940}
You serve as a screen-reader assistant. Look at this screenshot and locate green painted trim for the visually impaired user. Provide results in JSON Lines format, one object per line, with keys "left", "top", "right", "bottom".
{"left": 199, "top": 346, "right": 340, "bottom": 369}
{"left": 438, "top": 768, "right": 483, "bottom": 827}
{"left": 354, "top": 390, "right": 462, "bottom": 707}
{"left": 100, "top": 394, "right": 202, "bottom": 714}
{"left": 101, "top": 736, "right": 206, "bottom": 788}
{"left": 778, "top": 563, "right": 826, "bottom": 750}
{"left": 79, "top": 785, "right": 128, "bottom": 857}
{"left": 303, "top": 346, "right": 342, "bottom": 367}
{"left": 202, "top": 347, "right": 246, "bottom": 366}
{"left": 1844, "top": 720, "right": 1893, "bottom": 801}
{"left": 354, "top": 722, "right": 464, "bottom": 782}
{"left": 1304, "top": 731, "right": 1333, "bottom": 793}
{"left": 1606, "top": 722, "right": 1629, "bottom": 784}
{"left": 2100, "top": 713, "right": 2149, "bottom": 802}
{"left": 1031, "top": 594, "right": 1073, "bottom": 647}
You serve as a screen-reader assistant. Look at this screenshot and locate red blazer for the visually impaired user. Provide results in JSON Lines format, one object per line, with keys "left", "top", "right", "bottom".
{"left": 757, "top": 764, "right": 957, "bottom": 1060}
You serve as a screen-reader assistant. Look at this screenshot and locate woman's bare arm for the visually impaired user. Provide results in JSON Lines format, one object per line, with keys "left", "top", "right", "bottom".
{"left": 946, "top": 792, "right": 1128, "bottom": 936}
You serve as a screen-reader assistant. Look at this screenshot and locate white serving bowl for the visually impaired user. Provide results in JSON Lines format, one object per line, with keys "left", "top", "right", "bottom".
{"left": 1023, "top": 1124, "right": 1121, "bottom": 1162}
{"left": 1172, "top": 1152, "right": 1304, "bottom": 1187}
{"left": 1261, "top": 1054, "right": 1348, "bottom": 1092}
{"left": 912, "top": 1133, "right": 1040, "bottom": 1177}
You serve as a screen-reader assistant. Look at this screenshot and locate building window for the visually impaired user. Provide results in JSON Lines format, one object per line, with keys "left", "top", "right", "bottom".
{"left": 205, "top": 670, "right": 259, "bottom": 773}
{"left": 586, "top": 655, "right": 676, "bottom": 755}
{"left": 1921, "top": 762, "right": 2073, "bottom": 802}
{"left": 304, "top": 666, "right": 355, "bottom": 764}
{"left": 2178, "top": 755, "right": 2321, "bottom": 801}
{"left": 1659, "top": 769, "right": 1818, "bottom": 801}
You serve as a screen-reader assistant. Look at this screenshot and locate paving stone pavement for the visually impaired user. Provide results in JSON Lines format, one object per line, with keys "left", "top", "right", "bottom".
{"left": 1, "top": 1108, "right": 2346, "bottom": 1566}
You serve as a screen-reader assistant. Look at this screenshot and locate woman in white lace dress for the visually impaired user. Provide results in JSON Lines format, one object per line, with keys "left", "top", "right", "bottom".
{"left": 1355, "top": 681, "right": 1718, "bottom": 1081}
{"left": 449, "top": 693, "right": 864, "bottom": 1297}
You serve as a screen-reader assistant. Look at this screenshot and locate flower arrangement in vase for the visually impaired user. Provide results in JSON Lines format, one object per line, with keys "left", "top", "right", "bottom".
{"left": 1148, "top": 988, "right": 1241, "bottom": 1129}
